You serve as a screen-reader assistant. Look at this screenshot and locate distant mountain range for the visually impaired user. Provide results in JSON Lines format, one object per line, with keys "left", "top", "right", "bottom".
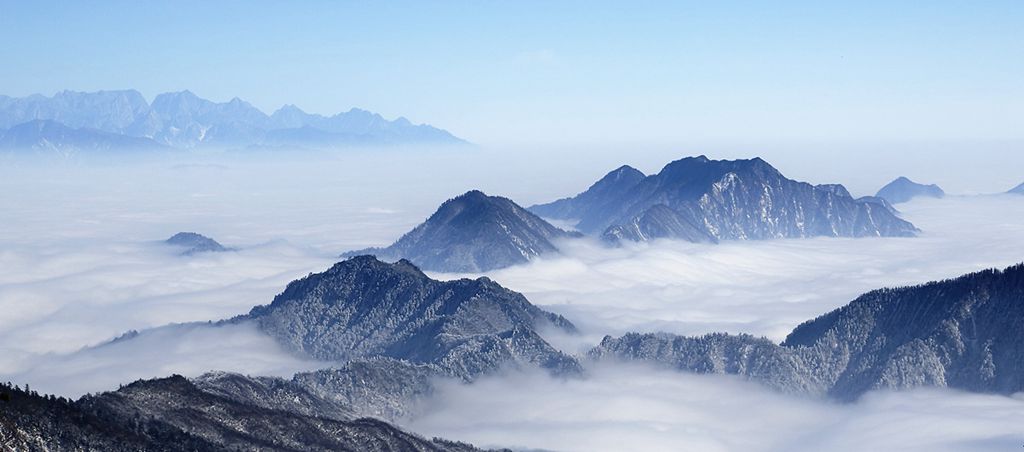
{"left": 1008, "top": 182, "right": 1024, "bottom": 195}
{"left": 0, "top": 90, "right": 465, "bottom": 152}
{"left": 591, "top": 262, "right": 1024, "bottom": 401}
{"left": 0, "top": 119, "right": 166, "bottom": 154}
{"left": 530, "top": 156, "right": 919, "bottom": 244}
{"left": 875, "top": 176, "right": 945, "bottom": 204}
{"left": 345, "top": 190, "right": 581, "bottom": 272}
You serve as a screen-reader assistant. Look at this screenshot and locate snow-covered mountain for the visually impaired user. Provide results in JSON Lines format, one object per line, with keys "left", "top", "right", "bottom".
{"left": 530, "top": 156, "right": 919, "bottom": 243}
{"left": 0, "top": 90, "right": 465, "bottom": 151}
{"left": 592, "top": 262, "right": 1024, "bottom": 401}
{"left": 875, "top": 176, "right": 945, "bottom": 204}
{"left": 1008, "top": 182, "right": 1024, "bottom": 195}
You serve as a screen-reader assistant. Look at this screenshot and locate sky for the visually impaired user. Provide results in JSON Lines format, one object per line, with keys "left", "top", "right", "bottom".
{"left": 1, "top": 1, "right": 1022, "bottom": 146}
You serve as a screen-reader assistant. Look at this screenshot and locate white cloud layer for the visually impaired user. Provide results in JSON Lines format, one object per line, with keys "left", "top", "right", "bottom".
{"left": 406, "top": 363, "right": 1024, "bottom": 452}
{"left": 2, "top": 152, "right": 1023, "bottom": 450}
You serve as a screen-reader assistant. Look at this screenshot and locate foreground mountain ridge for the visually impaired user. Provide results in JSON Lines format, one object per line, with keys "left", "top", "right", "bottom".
{"left": 530, "top": 155, "right": 919, "bottom": 243}
{"left": 0, "top": 376, "right": 492, "bottom": 452}
{"left": 592, "top": 262, "right": 1024, "bottom": 400}
{"left": 0, "top": 89, "right": 464, "bottom": 151}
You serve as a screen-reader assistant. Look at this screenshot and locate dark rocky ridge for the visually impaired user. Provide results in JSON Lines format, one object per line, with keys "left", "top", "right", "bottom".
{"left": 531, "top": 156, "right": 918, "bottom": 243}
{"left": 240, "top": 255, "right": 581, "bottom": 379}
{"left": 592, "top": 263, "right": 1024, "bottom": 401}
{"left": 875, "top": 176, "right": 945, "bottom": 204}
{"left": 0, "top": 377, "right": 490, "bottom": 452}
{"left": 346, "top": 190, "right": 581, "bottom": 272}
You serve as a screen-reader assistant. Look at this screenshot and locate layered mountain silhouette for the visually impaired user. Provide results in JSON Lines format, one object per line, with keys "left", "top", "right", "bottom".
{"left": 530, "top": 156, "right": 919, "bottom": 243}
{"left": 0, "top": 119, "right": 165, "bottom": 154}
{"left": 0, "top": 90, "right": 464, "bottom": 151}
{"left": 591, "top": 262, "right": 1024, "bottom": 401}
{"left": 0, "top": 377, "right": 488, "bottom": 452}
{"left": 345, "top": 190, "right": 581, "bottom": 272}
{"left": 239, "top": 255, "right": 580, "bottom": 378}
{"left": 875, "top": 176, "right": 945, "bottom": 204}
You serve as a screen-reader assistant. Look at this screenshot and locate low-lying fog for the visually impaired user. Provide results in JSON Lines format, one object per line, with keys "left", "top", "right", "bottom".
{"left": 1, "top": 147, "right": 1022, "bottom": 450}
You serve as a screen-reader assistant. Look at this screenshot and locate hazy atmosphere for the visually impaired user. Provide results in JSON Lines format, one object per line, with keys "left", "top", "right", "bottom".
{"left": 1, "top": 2, "right": 1022, "bottom": 452}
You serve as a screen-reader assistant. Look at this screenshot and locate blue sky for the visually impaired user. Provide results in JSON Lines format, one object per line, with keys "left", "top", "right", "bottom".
{"left": 1, "top": 1, "right": 1021, "bottom": 146}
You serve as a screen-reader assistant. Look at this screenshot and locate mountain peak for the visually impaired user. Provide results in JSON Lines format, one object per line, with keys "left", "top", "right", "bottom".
{"left": 876, "top": 177, "right": 945, "bottom": 204}
{"left": 346, "top": 191, "right": 578, "bottom": 272}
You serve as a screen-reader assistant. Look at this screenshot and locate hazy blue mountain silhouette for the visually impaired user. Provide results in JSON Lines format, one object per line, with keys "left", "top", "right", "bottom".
{"left": 0, "top": 89, "right": 465, "bottom": 151}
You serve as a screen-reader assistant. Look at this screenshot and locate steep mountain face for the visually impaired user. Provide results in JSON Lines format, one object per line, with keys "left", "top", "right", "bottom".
{"left": 592, "top": 263, "right": 1024, "bottom": 401}
{"left": 240, "top": 255, "right": 581, "bottom": 379}
{"left": 531, "top": 156, "right": 918, "bottom": 244}
{"left": 530, "top": 165, "right": 646, "bottom": 221}
{"left": 0, "top": 119, "right": 164, "bottom": 154}
{"left": 348, "top": 190, "right": 581, "bottom": 272}
{"left": 164, "top": 232, "right": 230, "bottom": 255}
{"left": 602, "top": 203, "right": 718, "bottom": 243}
{"left": 875, "top": 176, "right": 945, "bottom": 204}
{"left": 0, "top": 90, "right": 464, "bottom": 150}
{"left": 0, "top": 377, "right": 489, "bottom": 452}
{"left": 1008, "top": 182, "right": 1024, "bottom": 195}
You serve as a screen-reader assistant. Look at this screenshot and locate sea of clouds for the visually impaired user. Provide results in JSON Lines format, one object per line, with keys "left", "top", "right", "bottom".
{"left": 1, "top": 148, "right": 1022, "bottom": 449}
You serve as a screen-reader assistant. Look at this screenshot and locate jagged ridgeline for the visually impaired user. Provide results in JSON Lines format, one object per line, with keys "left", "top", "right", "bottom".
{"left": 592, "top": 262, "right": 1024, "bottom": 401}
{"left": 530, "top": 155, "right": 919, "bottom": 243}
{"left": 344, "top": 190, "right": 581, "bottom": 273}
{"left": 0, "top": 89, "right": 465, "bottom": 152}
